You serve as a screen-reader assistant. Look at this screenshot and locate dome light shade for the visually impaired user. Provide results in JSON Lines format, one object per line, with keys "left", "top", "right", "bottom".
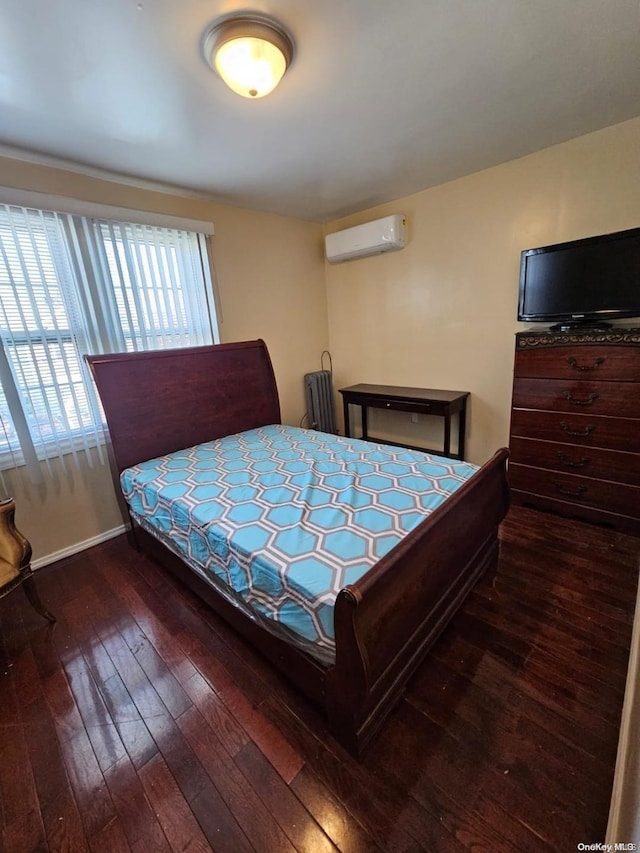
{"left": 203, "top": 13, "right": 295, "bottom": 99}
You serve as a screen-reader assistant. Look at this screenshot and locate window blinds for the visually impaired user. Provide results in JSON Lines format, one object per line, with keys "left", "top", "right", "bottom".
{"left": 0, "top": 203, "right": 218, "bottom": 483}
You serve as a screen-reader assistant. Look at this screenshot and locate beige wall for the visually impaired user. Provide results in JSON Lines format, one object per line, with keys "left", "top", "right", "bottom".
{"left": 0, "top": 157, "right": 328, "bottom": 562}
{"left": 3, "top": 115, "right": 640, "bottom": 562}
{"left": 323, "top": 117, "right": 640, "bottom": 465}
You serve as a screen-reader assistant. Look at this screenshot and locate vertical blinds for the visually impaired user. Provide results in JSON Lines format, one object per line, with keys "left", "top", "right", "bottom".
{"left": 0, "top": 204, "right": 218, "bottom": 482}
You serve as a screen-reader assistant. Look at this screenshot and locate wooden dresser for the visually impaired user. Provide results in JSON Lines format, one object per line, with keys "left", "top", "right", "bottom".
{"left": 508, "top": 327, "right": 640, "bottom": 536}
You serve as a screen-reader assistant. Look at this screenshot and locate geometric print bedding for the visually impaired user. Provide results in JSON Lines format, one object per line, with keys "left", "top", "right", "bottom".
{"left": 121, "top": 424, "right": 479, "bottom": 665}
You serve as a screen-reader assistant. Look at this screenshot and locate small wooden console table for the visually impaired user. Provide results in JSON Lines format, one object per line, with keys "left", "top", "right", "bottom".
{"left": 339, "top": 383, "right": 470, "bottom": 460}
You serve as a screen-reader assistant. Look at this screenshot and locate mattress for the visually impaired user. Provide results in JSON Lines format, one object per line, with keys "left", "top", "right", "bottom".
{"left": 121, "top": 424, "right": 479, "bottom": 664}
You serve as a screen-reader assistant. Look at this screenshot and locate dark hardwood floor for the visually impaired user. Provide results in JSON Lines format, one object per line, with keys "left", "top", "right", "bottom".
{"left": 1, "top": 505, "right": 638, "bottom": 852}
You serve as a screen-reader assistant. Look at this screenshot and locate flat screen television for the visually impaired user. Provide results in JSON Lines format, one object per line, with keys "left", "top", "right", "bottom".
{"left": 518, "top": 226, "right": 640, "bottom": 330}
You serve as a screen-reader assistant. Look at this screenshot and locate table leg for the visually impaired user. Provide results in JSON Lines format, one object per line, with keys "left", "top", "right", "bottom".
{"left": 443, "top": 413, "right": 451, "bottom": 457}
{"left": 458, "top": 404, "right": 467, "bottom": 461}
{"left": 343, "top": 398, "right": 352, "bottom": 437}
{"left": 361, "top": 405, "right": 368, "bottom": 440}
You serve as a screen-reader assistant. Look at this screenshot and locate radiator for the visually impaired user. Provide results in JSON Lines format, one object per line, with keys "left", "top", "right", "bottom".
{"left": 304, "top": 370, "right": 337, "bottom": 434}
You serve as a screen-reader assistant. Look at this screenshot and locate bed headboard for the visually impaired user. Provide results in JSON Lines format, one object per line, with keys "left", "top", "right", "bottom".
{"left": 86, "top": 339, "right": 281, "bottom": 473}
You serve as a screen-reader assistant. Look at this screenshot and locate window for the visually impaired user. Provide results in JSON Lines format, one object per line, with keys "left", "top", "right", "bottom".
{"left": 0, "top": 204, "right": 218, "bottom": 476}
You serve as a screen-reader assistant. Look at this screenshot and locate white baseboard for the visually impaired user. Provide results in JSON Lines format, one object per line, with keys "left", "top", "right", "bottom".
{"left": 31, "top": 524, "right": 128, "bottom": 570}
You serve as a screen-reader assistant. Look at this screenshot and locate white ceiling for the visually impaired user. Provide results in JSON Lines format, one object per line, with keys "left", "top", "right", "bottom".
{"left": 1, "top": 0, "right": 640, "bottom": 222}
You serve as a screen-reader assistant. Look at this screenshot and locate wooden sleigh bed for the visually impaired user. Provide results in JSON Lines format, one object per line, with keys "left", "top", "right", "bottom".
{"left": 87, "top": 339, "right": 510, "bottom": 756}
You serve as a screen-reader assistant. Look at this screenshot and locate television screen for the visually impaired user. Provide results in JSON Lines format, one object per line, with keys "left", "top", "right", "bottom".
{"left": 518, "top": 227, "right": 640, "bottom": 328}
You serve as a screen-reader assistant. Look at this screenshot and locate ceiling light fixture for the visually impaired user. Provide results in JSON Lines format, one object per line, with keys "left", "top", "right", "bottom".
{"left": 202, "top": 12, "right": 295, "bottom": 99}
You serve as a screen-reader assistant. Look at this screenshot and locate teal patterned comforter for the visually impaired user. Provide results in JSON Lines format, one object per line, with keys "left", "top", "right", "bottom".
{"left": 121, "top": 424, "right": 478, "bottom": 664}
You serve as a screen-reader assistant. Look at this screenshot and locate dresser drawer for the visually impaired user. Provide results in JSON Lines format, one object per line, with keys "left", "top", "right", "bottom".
{"left": 510, "top": 410, "right": 640, "bottom": 453}
{"left": 512, "top": 378, "right": 640, "bottom": 418}
{"left": 509, "top": 437, "right": 640, "bottom": 486}
{"left": 515, "top": 345, "right": 640, "bottom": 381}
{"left": 508, "top": 463, "right": 640, "bottom": 519}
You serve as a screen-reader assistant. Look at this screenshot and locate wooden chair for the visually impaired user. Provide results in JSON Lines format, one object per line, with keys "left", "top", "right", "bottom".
{"left": 0, "top": 498, "right": 55, "bottom": 623}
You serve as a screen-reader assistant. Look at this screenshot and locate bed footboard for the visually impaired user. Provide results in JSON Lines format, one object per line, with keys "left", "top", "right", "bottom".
{"left": 326, "top": 448, "right": 510, "bottom": 756}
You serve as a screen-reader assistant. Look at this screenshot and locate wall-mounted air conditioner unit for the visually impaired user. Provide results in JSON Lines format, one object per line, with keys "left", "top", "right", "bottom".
{"left": 325, "top": 214, "right": 406, "bottom": 264}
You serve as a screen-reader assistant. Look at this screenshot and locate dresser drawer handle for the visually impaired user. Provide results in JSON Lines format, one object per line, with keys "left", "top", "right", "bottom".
{"left": 554, "top": 482, "right": 587, "bottom": 497}
{"left": 566, "top": 356, "right": 606, "bottom": 372}
{"left": 556, "top": 451, "right": 591, "bottom": 468}
{"left": 560, "top": 422, "right": 595, "bottom": 437}
{"left": 562, "top": 391, "right": 599, "bottom": 406}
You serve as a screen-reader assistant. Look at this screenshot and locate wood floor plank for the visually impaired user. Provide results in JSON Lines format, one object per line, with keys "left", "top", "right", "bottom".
{"left": 174, "top": 628, "right": 240, "bottom": 698}
{"left": 24, "top": 608, "right": 120, "bottom": 841}
{"left": 118, "top": 624, "right": 193, "bottom": 720}
{"left": 89, "top": 565, "right": 195, "bottom": 720}
{"left": 62, "top": 594, "right": 119, "bottom": 686}
{"left": 176, "top": 615, "right": 271, "bottom": 707}
{"left": 181, "top": 670, "right": 250, "bottom": 757}
{"left": 0, "top": 612, "right": 44, "bottom": 846}
{"left": 188, "top": 780, "right": 254, "bottom": 853}
{"left": 88, "top": 816, "right": 132, "bottom": 853}
{"left": 9, "top": 626, "right": 44, "bottom": 708}
{"left": 177, "top": 627, "right": 304, "bottom": 782}
{"left": 27, "top": 618, "right": 61, "bottom": 683}
{"left": 235, "top": 741, "right": 338, "bottom": 853}
{"left": 0, "top": 715, "right": 43, "bottom": 838}
{"left": 143, "top": 710, "right": 211, "bottom": 804}
{"left": 498, "top": 534, "right": 638, "bottom": 598}
{"left": 468, "top": 792, "right": 554, "bottom": 853}
{"left": 98, "top": 554, "right": 198, "bottom": 681}
{"left": 0, "top": 608, "right": 12, "bottom": 677}
{"left": 21, "top": 695, "right": 90, "bottom": 853}
{"left": 408, "top": 682, "right": 610, "bottom": 818}
{"left": 221, "top": 688, "right": 304, "bottom": 784}
{"left": 0, "top": 660, "right": 20, "bottom": 731}
{"left": 95, "top": 673, "right": 158, "bottom": 770}
{"left": 477, "top": 560, "right": 634, "bottom": 631}
{"left": 104, "top": 754, "right": 172, "bottom": 853}
{"left": 0, "top": 505, "right": 636, "bottom": 852}
{"left": 464, "top": 585, "right": 630, "bottom": 669}
{"left": 38, "top": 660, "right": 116, "bottom": 838}
{"left": 83, "top": 589, "right": 211, "bottom": 804}
{"left": 53, "top": 724, "right": 116, "bottom": 839}
{"left": 414, "top": 648, "right": 613, "bottom": 790}
{"left": 432, "top": 612, "right": 626, "bottom": 739}
{"left": 511, "top": 689, "right": 618, "bottom": 775}
{"left": 57, "top": 586, "right": 161, "bottom": 771}
{"left": 366, "top": 699, "right": 582, "bottom": 849}
{"left": 60, "top": 651, "right": 128, "bottom": 773}
{"left": 176, "top": 704, "right": 298, "bottom": 853}
{"left": 290, "top": 764, "right": 385, "bottom": 853}
{"left": 92, "top": 622, "right": 169, "bottom": 722}
{"left": 2, "top": 807, "right": 48, "bottom": 853}
{"left": 138, "top": 753, "right": 210, "bottom": 853}
{"left": 260, "top": 694, "right": 464, "bottom": 852}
